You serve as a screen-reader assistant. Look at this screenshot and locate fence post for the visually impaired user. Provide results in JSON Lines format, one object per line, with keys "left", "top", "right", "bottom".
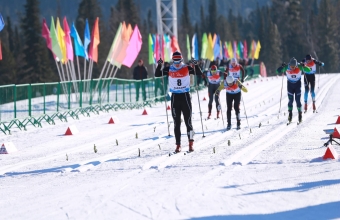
{"left": 14, "top": 85, "right": 17, "bottom": 118}
{"left": 99, "top": 79, "right": 102, "bottom": 106}
{"left": 57, "top": 82, "right": 60, "bottom": 112}
{"left": 28, "top": 84, "right": 32, "bottom": 117}
{"left": 80, "top": 80, "right": 83, "bottom": 108}
{"left": 43, "top": 83, "right": 46, "bottom": 114}
{"left": 68, "top": 81, "right": 71, "bottom": 110}
{"left": 90, "top": 79, "right": 93, "bottom": 106}
{"left": 107, "top": 79, "right": 110, "bottom": 103}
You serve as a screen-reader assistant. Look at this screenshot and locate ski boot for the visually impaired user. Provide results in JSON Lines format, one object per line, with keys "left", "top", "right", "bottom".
{"left": 298, "top": 111, "right": 302, "bottom": 124}
{"left": 216, "top": 111, "right": 220, "bottom": 119}
{"left": 313, "top": 101, "right": 316, "bottom": 113}
{"left": 207, "top": 105, "right": 212, "bottom": 119}
{"left": 304, "top": 103, "right": 307, "bottom": 113}
{"left": 287, "top": 110, "right": 292, "bottom": 125}
{"left": 188, "top": 140, "right": 194, "bottom": 152}
{"left": 237, "top": 120, "right": 241, "bottom": 130}
{"left": 175, "top": 144, "right": 181, "bottom": 153}
{"left": 226, "top": 123, "right": 232, "bottom": 131}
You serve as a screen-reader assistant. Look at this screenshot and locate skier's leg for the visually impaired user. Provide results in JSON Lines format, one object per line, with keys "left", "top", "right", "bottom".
{"left": 171, "top": 94, "right": 182, "bottom": 145}
{"left": 295, "top": 80, "right": 302, "bottom": 112}
{"left": 287, "top": 82, "right": 294, "bottom": 120}
{"left": 310, "top": 74, "right": 316, "bottom": 101}
{"left": 226, "top": 93, "right": 233, "bottom": 126}
{"left": 182, "top": 92, "right": 193, "bottom": 141}
{"left": 207, "top": 85, "right": 214, "bottom": 118}
{"left": 303, "top": 76, "right": 309, "bottom": 111}
{"left": 234, "top": 92, "right": 241, "bottom": 126}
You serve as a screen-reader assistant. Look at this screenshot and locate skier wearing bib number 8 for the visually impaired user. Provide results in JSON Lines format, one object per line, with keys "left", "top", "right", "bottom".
{"left": 155, "top": 51, "right": 203, "bottom": 153}
{"left": 203, "top": 65, "right": 222, "bottom": 120}
{"left": 276, "top": 58, "right": 311, "bottom": 124}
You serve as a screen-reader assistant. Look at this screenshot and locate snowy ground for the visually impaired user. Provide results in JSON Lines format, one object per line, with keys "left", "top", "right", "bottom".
{"left": 0, "top": 74, "right": 340, "bottom": 220}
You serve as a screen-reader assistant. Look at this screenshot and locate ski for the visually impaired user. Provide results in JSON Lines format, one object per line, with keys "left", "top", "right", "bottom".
{"left": 236, "top": 126, "right": 241, "bottom": 130}
{"left": 297, "top": 121, "right": 302, "bottom": 125}
{"left": 168, "top": 151, "right": 179, "bottom": 157}
{"left": 184, "top": 151, "right": 194, "bottom": 155}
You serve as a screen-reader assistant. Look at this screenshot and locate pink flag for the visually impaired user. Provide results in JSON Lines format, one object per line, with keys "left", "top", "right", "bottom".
{"left": 42, "top": 18, "right": 57, "bottom": 59}
{"left": 243, "top": 40, "right": 248, "bottom": 60}
{"left": 63, "top": 17, "right": 74, "bottom": 61}
{"left": 122, "top": 25, "right": 142, "bottom": 68}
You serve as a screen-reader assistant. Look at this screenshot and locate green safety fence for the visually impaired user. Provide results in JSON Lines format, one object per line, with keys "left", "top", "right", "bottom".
{"left": 0, "top": 76, "right": 205, "bottom": 135}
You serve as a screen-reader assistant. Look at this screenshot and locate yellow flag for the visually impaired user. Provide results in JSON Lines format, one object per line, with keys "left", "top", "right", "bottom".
{"left": 205, "top": 33, "right": 214, "bottom": 61}
{"left": 254, "top": 40, "right": 261, "bottom": 59}
{"left": 228, "top": 41, "right": 234, "bottom": 59}
{"left": 56, "top": 17, "right": 67, "bottom": 63}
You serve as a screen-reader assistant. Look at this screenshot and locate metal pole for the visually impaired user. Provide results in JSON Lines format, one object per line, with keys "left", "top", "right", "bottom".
{"left": 193, "top": 64, "right": 205, "bottom": 137}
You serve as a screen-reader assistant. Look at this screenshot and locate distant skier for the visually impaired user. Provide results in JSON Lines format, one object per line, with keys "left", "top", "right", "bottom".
{"left": 225, "top": 58, "right": 245, "bottom": 83}
{"left": 155, "top": 51, "right": 203, "bottom": 153}
{"left": 277, "top": 58, "right": 311, "bottom": 124}
{"left": 203, "top": 65, "right": 222, "bottom": 119}
{"left": 300, "top": 54, "right": 324, "bottom": 112}
{"left": 215, "top": 75, "right": 244, "bottom": 130}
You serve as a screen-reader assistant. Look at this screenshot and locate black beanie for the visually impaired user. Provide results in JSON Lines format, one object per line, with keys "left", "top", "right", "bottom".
{"left": 305, "top": 54, "right": 312, "bottom": 60}
{"left": 172, "top": 51, "right": 183, "bottom": 62}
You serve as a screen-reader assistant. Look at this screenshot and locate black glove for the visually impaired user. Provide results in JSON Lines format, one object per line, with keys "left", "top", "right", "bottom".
{"left": 241, "top": 79, "right": 244, "bottom": 83}
{"left": 191, "top": 58, "right": 198, "bottom": 65}
{"left": 300, "top": 62, "right": 305, "bottom": 66}
{"left": 281, "top": 62, "right": 286, "bottom": 67}
{"left": 157, "top": 58, "right": 163, "bottom": 65}
{"left": 215, "top": 90, "right": 220, "bottom": 96}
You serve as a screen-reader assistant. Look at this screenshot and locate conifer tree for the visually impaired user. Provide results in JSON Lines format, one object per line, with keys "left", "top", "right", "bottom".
{"left": 19, "top": 0, "right": 55, "bottom": 84}
{"left": 0, "top": 44, "right": 17, "bottom": 85}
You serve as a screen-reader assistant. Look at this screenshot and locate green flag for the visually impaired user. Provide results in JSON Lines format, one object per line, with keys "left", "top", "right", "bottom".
{"left": 200, "top": 33, "right": 207, "bottom": 59}
{"left": 186, "top": 34, "right": 191, "bottom": 61}
{"left": 148, "top": 34, "right": 154, "bottom": 64}
{"left": 107, "top": 22, "right": 122, "bottom": 63}
{"left": 50, "top": 17, "right": 63, "bottom": 60}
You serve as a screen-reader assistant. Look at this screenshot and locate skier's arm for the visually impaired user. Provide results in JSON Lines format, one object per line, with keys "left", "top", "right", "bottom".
{"left": 298, "top": 64, "right": 311, "bottom": 73}
{"left": 155, "top": 64, "right": 169, "bottom": 77}
{"left": 276, "top": 63, "right": 287, "bottom": 74}
{"left": 188, "top": 64, "right": 203, "bottom": 76}
{"left": 313, "top": 58, "right": 325, "bottom": 66}
{"left": 215, "top": 81, "right": 225, "bottom": 96}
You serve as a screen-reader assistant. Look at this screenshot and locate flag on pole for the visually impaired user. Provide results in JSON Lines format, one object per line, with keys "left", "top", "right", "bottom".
{"left": 228, "top": 41, "right": 233, "bottom": 59}
{"left": 170, "top": 35, "right": 180, "bottom": 53}
{"left": 233, "top": 41, "right": 238, "bottom": 59}
{"left": 148, "top": 34, "right": 154, "bottom": 64}
{"left": 56, "top": 17, "right": 67, "bottom": 62}
{"left": 164, "top": 34, "right": 171, "bottom": 62}
{"left": 116, "top": 22, "right": 133, "bottom": 67}
{"left": 50, "top": 17, "right": 63, "bottom": 60}
{"left": 254, "top": 40, "right": 261, "bottom": 59}
{"left": 0, "top": 13, "right": 4, "bottom": 32}
{"left": 107, "top": 22, "right": 122, "bottom": 64}
{"left": 70, "top": 22, "right": 85, "bottom": 58}
{"left": 122, "top": 25, "right": 142, "bottom": 68}
{"left": 200, "top": 33, "right": 207, "bottom": 59}
{"left": 243, "top": 40, "right": 248, "bottom": 60}
{"left": 186, "top": 34, "right": 191, "bottom": 60}
{"left": 213, "top": 34, "right": 221, "bottom": 59}
{"left": 63, "top": 17, "right": 74, "bottom": 61}
{"left": 238, "top": 41, "right": 244, "bottom": 59}
{"left": 88, "top": 17, "right": 100, "bottom": 63}
{"left": 0, "top": 40, "right": 2, "bottom": 60}
{"left": 108, "top": 22, "right": 123, "bottom": 65}
{"left": 191, "top": 34, "right": 199, "bottom": 60}
{"left": 206, "top": 33, "right": 214, "bottom": 61}
{"left": 42, "top": 18, "right": 56, "bottom": 58}
{"left": 84, "top": 19, "right": 91, "bottom": 60}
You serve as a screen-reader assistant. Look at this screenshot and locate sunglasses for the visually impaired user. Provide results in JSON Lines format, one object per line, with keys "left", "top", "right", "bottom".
{"left": 173, "top": 60, "right": 182, "bottom": 64}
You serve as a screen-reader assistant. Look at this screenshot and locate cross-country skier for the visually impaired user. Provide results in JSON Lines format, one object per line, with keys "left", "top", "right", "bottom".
{"left": 215, "top": 75, "right": 244, "bottom": 130}
{"left": 226, "top": 58, "right": 245, "bottom": 83}
{"left": 155, "top": 51, "right": 203, "bottom": 153}
{"left": 276, "top": 58, "right": 311, "bottom": 124}
{"left": 203, "top": 65, "right": 222, "bottom": 119}
{"left": 300, "top": 54, "right": 324, "bottom": 112}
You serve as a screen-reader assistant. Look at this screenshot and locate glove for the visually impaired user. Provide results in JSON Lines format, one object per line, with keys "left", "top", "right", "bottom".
{"left": 191, "top": 58, "right": 198, "bottom": 65}
{"left": 241, "top": 79, "right": 244, "bottom": 83}
{"left": 157, "top": 58, "right": 163, "bottom": 65}
{"left": 281, "top": 62, "right": 287, "bottom": 67}
{"left": 300, "top": 62, "right": 305, "bottom": 66}
{"left": 215, "top": 90, "right": 220, "bottom": 96}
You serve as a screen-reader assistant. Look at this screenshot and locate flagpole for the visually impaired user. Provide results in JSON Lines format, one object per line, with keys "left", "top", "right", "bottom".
{"left": 76, "top": 56, "right": 81, "bottom": 80}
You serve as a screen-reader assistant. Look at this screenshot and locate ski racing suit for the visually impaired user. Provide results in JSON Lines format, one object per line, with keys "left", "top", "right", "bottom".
{"left": 204, "top": 70, "right": 222, "bottom": 117}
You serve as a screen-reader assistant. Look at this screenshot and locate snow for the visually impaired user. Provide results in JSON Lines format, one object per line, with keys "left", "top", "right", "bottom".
{"left": 1, "top": 74, "right": 340, "bottom": 220}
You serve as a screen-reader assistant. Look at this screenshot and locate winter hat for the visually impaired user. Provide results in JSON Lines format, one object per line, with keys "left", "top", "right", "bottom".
{"left": 289, "top": 57, "right": 298, "bottom": 67}
{"left": 211, "top": 65, "right": 217, "bottom": 71}
{"left": 172, "top": 51, "right": 183, "bottom": 62}
{"left": 230, "top": 58, "right": 238, "bottom": 64}
{"left": 226, "top": 75, "right": 234, "bottom": 84}
{"left": 305, "top": 54, "right": 312, "bottom": 60}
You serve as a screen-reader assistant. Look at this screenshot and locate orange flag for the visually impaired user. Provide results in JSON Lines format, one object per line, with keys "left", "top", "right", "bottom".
{"left": 89, "top": 17, "right": 100, "bottom": 62}
{"left": 115, "top": 23, "right": 133, "bottom": 68}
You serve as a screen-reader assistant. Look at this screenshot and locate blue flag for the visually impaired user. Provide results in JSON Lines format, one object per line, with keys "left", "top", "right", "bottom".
{"left": 192, "top": 34, "right": 199, "bottom": 60}
{"left": 213, "top": 35, "right": 221, "bottom": 59}
{"left": 0, "top": 13, "right": 5, "bottom": 32}
{"left": 70, "top": 23, "right": 85, "bottom": 58}
{"left": 84, "top": 19, "right": 91, "bottom": 60}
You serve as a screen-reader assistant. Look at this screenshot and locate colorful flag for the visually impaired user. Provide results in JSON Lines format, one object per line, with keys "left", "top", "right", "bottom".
{"left": 70, "top": 22, "right": 85, "bottom": 58}
{"left": 123, "top": 25, "right": 142, "bottom": 68}
{"left": 228, "top": 41, "right": 234, "bottom": 59}
{"left": 50, "top": 17, "right": 63, "bottom": 60}
{"left": 56, "top": 17, "right": 67, "bottom": 62}
{"left": 88, "top": 17, "right": 100, "bottom": 63}
{"left": 191, "top": 34, "right": 199, "bottom": 60}
{"left": 63, "top": 17, "right": 73, "bottom": 61}
{"left": 111, "top": 22, "right": 125, "bottom": 67}
{"left": 164, "top": 34, "right": 171, "bottom": 62}
{"left": 213, "top": 35, "right": 221, "bottom": 59}
{"left": 233, "top": 41, "right": 238, "bottom": 59}
{"left": 116, "top": 22, "right": 133, "bottom": 67}
{"left": 0, "top": 13, "right": 4, "bottom": 32}
{"left": 107, "top": 22, "right": 122, "bottom": 64}
{"left": 84, "top": 19, "right": 91, "bottom": 60}
{"left": 148, "top": 34, "right": 154, "bottom": 64}
{"left": 238, "top": 41, "right": 244, "bottom": 59}
{"left": 170, "top": 35, "right": 180, "bottom": 53}
{"left": 154, "top": 34, "right": 160, "bottom": 61}
{"left": 200, "top": 33, "right": 207, "bottom": 59}
{"left": 0, "top": 40, "right": 2, "bottom": 60}
{"left": 223, "top": 42, "right": 228, "bottom": 59}
{"left": 42, "top": 18, "right": 55, "bottom": 58}
{"left": 243, "top": 40, "right": 248, "bottom": 60}
{"left": 206, "top": 33, "right": 214, "bottom": 61}
{"left": 186, "top": 34, "right": 191, "bottom": 60}
{"left": 254, "top": 40, "right": 261, "bottom": 59}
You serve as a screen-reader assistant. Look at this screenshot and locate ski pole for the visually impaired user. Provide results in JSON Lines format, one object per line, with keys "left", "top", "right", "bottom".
{"left": 241, "top": 94, "right": 251, "bottom": 133}
{"left": 160, "top": 63, "right": 171, "bottom": 136}
{"left": 192, "top": 60, "right": 205, "bottom": 137}
{"left": 318, "top": 66, "right": 320, "bottom": 89}
{"left": 217, "top": 95, "right": 225, "bottom": 129}
{"left": 279, "top": 73, "right": 284, "bottom": 114}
